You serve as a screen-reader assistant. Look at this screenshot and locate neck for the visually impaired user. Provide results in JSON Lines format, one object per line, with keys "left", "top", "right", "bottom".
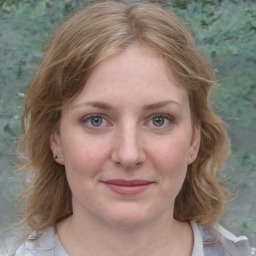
{"left": 57, "top": 210, "right": 193, "bottom": 256}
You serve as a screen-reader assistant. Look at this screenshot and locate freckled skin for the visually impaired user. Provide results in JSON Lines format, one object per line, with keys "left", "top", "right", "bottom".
{"left": 51, "top": 43, "right": 200, "bottom": 229}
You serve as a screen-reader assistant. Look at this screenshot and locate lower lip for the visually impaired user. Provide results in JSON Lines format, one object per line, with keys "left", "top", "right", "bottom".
{"left": 103, "top": 183, "right": 152, "bottom": 196}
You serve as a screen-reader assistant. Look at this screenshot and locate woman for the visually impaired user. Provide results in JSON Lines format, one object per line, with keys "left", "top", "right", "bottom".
{"left": 10, "top": 0, "right": 254, "bottom": 255}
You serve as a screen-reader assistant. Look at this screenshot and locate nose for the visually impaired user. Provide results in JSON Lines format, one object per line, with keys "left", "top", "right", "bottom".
{"left": 111, "top": 124, "right": 146, "bottom": 170}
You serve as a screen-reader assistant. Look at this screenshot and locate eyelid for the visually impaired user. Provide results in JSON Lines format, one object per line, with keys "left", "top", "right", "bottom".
{"left": 80, "top": 113, "right": 101, "bottom": 122}
{"left": 145, "top": 113, "right": 176, "bottom": 127}
{"left": 81, "top": 114, "right": 111, "bottom": 128}
{"left": 156, "top": 113, "right": 174, "bottom": 120}
{"left": 149, "top": 113, "right": 175, "bottom": 121}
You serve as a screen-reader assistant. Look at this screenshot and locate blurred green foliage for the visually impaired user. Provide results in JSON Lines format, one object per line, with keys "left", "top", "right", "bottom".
{"left": 0, "top": 0, "right": 255, "bottom": 246}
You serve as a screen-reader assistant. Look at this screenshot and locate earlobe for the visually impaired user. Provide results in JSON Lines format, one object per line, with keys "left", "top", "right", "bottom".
{"left": 187, "top": 125, "right": 201, "bottom": 165}
{"left": 50, "top": 131, "right": 65, "bottom": 165}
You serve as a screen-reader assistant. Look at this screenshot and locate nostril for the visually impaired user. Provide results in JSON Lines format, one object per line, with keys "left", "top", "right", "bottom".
{"left": 112, "top": 154, "right": 145, "bottom": 170}
{"left": 111, "top": 146, "right": 146, "bottom": 170}
{"left": 118, "top": 161, "right": 143, "bottom": 170}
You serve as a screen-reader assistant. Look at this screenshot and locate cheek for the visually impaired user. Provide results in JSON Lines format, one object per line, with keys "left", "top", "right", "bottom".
{"left": 152, "top": 136, "right": 190, "bottom": 162}
{"left": 63, "top": 141, "right": 109, "bottom": 199}
{"left": 149, "top": 137, "right": 190, "bottom": 178}
{"left": 62, "top": 136, "right": 110, "bottom": 178}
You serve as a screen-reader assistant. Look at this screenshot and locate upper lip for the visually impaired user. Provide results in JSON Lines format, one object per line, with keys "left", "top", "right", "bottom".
{"left": 101, "top": 179, "right": 153, "bottom": 186}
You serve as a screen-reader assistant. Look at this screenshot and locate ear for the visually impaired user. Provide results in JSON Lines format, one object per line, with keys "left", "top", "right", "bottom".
{"left": 187, "top": 124, "right": 201, "bottom": 165}
{"left": 50, "top": 129, "right": 65, "bottom": 165}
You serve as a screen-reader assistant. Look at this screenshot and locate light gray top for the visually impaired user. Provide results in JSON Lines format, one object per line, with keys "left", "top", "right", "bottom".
{"left": 9, "top": 221, "right": 254, "bottom": 256}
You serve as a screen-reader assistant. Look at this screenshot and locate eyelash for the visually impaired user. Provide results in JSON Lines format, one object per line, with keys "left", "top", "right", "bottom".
{"left": 146, "top": 114, "right": 175, "bottom": 128}
{"left": 81, "top": 114, "right": 110, "bottom": 128}
{"left": 81, "top": 113, "right": 175, "bottom": 129}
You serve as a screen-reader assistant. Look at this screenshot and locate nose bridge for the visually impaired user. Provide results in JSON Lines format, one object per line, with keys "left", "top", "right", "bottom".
{"left": 112, "top": 121, "right": 145, "bottom": 169}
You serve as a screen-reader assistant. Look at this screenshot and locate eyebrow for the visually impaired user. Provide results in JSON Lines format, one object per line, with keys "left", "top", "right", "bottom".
{"left": 143, "top": 100, "right": 181, "bottom": 110}
{"left": 72, "top": 100, "right": 181, "bottom": 110}
{"left": 72, "top": 101, "right": 114, "bottom": 110}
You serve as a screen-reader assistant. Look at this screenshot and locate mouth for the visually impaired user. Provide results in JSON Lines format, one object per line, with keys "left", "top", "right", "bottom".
{"left": 101, "top": 179, "right": 154, "bottom": 195}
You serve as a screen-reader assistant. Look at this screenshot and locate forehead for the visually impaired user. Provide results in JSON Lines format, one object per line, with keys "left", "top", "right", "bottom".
{"left": 67, "top": 43, "right": 189, "bottom": 110}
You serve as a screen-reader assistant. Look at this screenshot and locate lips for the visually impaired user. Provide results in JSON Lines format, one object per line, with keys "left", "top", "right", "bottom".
{"left": 103, "top": 179, "right": 152, "bottom": 186}
{"left": 101, "top": 179, "right": 153, "bottom": 195}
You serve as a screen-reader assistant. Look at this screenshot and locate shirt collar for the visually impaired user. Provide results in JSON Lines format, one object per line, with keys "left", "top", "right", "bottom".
{"left": 190, "top": 220, "right": 204, "bottom": 256}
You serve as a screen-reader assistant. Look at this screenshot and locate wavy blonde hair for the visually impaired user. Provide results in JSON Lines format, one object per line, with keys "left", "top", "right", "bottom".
{"left": 15, "top": 0, "right": 231, "bottom": 234}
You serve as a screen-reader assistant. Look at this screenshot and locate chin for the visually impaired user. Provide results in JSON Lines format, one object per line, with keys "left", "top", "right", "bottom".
{"left": 107, "top": 215, "right": 151, "bottom": 229}
{"left": 103, "top": 204, "right": 160, "bottom": 229}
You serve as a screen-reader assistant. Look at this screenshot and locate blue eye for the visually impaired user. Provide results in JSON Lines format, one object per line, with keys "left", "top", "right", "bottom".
{"left": 148, "top": 114, "right": 174, "bottom": 128}
{"left": 89, "top": 116, "right": 103, "bottom": 127}
{"left": 82, "top": 114, "right": 108, "bottom": 128}
{"left": 152, "top": 116, "right": 165, "bottom": 126}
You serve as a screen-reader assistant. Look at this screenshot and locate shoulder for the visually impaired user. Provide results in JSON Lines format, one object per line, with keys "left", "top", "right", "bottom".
{"left": 8, "top": 227, "right": 56, "bottom": 256}
{"left": 199, "top": 222, "right": 253, "bottom": 256}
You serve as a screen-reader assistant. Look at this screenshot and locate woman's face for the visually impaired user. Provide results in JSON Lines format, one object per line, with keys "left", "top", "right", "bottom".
{"left": 51, "top": 43, "right": 200, "bottom": 228}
